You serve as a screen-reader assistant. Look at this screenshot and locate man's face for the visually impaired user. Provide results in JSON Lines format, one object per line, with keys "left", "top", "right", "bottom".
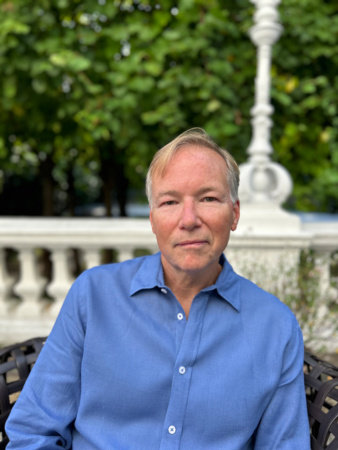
{"left": 149, "top": 145, "right": 240, "bottom": 280}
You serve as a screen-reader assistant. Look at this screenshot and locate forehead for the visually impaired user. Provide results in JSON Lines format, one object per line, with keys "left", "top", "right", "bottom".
{"left": 152, "top": 145, "right": 228, "bottom": 190}
{"left": 165, "top": 144, "right": 226, "bottom": 171}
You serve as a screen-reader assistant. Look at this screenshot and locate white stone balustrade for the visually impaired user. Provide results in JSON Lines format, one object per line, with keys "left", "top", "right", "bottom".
{"left": 0, "top": 217, "right": 158, "bottom": 342}
{"left": 0, "top": 216, "right": 337, "bottom": 354}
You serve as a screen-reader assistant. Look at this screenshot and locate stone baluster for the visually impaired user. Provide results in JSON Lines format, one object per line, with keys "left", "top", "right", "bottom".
{"left": 313, "top": 250, "right": 334, "bottom": 320}
{"left": 47, "top": 247, "right": 74, "bottom": 315}
{"left": 116, "top": 247, "right": 134, "bottom": 263}
{"left": 0, "top": 248, "right": 11, "bottom": 309}
{"left": 13, "top": 247, "right": 44, "bottom": 316}
{"left": 82, "top": 248, "right": 102, "bottom": 269}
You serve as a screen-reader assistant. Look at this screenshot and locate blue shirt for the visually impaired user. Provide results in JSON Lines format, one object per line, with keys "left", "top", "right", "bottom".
{"left": 6, "top": 253, "right": 310, "bottom": 449}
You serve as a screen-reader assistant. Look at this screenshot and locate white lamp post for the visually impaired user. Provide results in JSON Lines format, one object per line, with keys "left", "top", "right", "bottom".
{"left": 238, "top": 0, "right": 300, "bottom": 232}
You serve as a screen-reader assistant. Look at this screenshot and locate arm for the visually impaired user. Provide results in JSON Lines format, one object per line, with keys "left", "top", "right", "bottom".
{"left": 254, "top": 319, "right": 310, "bottom": 450}
{"left": 5, "top": 275, "right": 87, "bottom": 449}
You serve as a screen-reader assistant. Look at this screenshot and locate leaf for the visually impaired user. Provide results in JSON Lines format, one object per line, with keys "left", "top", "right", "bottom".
{"left": 128, "top": 76, "right": 155, "bottom": 92}
{"left": 206, "top": 99, "right": 222, "bottom": 112}
{"left": 223, "top": 123, "right": 239, "bottom": 137}
{"left": 50, "top": 51, "right": 91, "bottom": 72}
{"left": 0, "top": 18, "right": 30, "bottom": 37}
{"left": 3, "top": 77, "right": 16, "bottom": 98}
{"left": 143, "top": 61, "right": 163, "bottom": 76}
{"left": 32, "top": 78, "right": 48, "bottom": 94}
{"left": 301, "top": 81, "right": 317, "bottom": 94}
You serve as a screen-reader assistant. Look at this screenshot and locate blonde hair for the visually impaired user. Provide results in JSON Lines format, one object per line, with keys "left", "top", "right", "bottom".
{"left": 146, "top": 128, "right": 240, "bottom": 206}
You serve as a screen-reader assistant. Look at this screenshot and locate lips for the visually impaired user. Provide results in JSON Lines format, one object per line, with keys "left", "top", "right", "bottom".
{"left": 177, "top": 240, "right": 208, "bottom": 247}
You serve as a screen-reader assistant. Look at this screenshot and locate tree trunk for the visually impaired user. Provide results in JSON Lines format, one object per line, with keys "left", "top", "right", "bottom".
{"left": 66, "top": 167, "right": 76, "bottom": 216}
{"left": 114, "top": 161, "right": 128, "bottom": 217}
{"left": 40, "top": 156, "right": 55, "bottom": 216}
{"left": 99, "top": 142, "right": 128, "bottom": 217}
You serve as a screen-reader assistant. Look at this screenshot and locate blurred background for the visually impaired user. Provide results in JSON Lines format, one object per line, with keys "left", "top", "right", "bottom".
{"left": 0, "top": 0, "right": 337, "bottom": 218}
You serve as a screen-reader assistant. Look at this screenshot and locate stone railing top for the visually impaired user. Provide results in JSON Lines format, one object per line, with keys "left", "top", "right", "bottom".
{"left": 0, "top": 217, "right": 156, "bottom": 247}
{"left": 0, "top": 216, "right": 337, "bottom": 250}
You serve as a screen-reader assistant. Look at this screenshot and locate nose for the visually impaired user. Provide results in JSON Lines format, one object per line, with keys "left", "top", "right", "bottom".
{"left": 179, "top": 199, "right": 202, "bottom": 230}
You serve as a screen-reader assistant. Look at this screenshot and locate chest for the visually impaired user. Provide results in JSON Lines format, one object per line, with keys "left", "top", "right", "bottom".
{"left": 79, "top": 292, "right": 276, "bottom": 442}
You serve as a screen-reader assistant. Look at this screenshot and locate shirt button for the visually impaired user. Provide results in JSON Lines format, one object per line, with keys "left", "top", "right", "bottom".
{"left": 168, "top": 425, "right": 176, "bottom": 435}
{"left": 177, "top": 313, "right": 184, "bottom": 320}
{"left": 179, "top": 366, "right": 186, "bottom": 375}
{"left": 161, "top": 288, "right": 168, "bottom": 294}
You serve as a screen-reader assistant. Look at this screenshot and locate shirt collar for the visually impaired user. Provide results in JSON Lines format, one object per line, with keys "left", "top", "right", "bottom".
{"left": 130, "top": 252, "right": 241, "bottom": 312}
{"left": 212, "top": 255, "right": 241, "bottom": 312}
{"left": 130, "top": 252, "right": 166, "bottom": 294}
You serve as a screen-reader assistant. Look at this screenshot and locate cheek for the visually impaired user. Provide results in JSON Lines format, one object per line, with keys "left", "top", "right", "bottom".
{"left": 150, "top": 214, "right": 173, "bottom": 239}
{"left": 211, "top": 215, "right": 234, "bottom": 241}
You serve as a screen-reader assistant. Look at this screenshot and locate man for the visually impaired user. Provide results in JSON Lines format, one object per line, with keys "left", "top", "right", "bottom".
{"left": 6, "top": 128, "right": 310, "bottom": 449}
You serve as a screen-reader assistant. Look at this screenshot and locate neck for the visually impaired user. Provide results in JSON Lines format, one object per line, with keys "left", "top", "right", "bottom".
{"left": 162, "top": 262, "right": 222, "bottom": 318}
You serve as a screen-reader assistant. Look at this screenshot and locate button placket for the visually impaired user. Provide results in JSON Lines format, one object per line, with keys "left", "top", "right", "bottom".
{"left": 160, "top": 294, "right": 209, "bottom": 449}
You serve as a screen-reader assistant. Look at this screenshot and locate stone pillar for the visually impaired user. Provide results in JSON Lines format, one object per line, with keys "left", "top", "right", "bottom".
{"left": 238, "top": 0, "right": 300, "bottom": 233}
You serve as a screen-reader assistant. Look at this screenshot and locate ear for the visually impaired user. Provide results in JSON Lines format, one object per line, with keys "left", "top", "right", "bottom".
{"left": 149, "top": 210, "right": 155, "bottom": 234}
{"left": 231, "top": 200, "right": 240, "bottom": 231}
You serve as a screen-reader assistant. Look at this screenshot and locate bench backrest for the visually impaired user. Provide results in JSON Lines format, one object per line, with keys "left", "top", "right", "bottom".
{"left": 304, "top": 352, "right": 338, "bottom": 449}
{"left": 0, "top": 337, "right": 45, "bottom": 449}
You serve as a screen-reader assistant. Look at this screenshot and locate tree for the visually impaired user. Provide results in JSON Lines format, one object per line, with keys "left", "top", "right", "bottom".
{"left": 0, "top": 0, "right": 255, "bottom": 216}
{"left": 0, "top": 0, "right": 337, "bottom": 215}
{"left": 272, "top": 0, "right": 338, "bottom": 212}
{"left": 72, "top": 0, "right": 256, "bottom": 213}
{"left": 0, "top": 0, "right": 99, "bottom": 215}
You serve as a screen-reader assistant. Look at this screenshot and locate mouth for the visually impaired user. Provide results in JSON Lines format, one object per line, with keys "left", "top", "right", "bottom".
{"left": 177, "top": 240, "right": 208, "bottom": 248}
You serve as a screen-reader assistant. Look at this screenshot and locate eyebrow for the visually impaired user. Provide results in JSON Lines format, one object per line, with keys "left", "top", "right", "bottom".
{"left": 156, "top": 190, "right": 178, "bottom": 198}
{"left": 156, "top": 186, "right": 225, "bottom": 199}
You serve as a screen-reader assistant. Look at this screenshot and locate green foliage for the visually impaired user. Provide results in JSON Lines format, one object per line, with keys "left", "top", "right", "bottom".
{"left": 0, "top": 0, "right": 337, "bottom": 214}
{"left": 273, "top": 0, "right": 338, "bottom": 212}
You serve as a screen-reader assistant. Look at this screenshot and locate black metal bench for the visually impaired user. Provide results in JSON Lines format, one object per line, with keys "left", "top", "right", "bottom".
{"left": 0, "top": 337, "right": 45, "bottom": 449}
{"left": 1, "top": 338, "right": 338, "bottom": 449}
{"left": 304, "top": 352, "right": 338, "bottom": 449}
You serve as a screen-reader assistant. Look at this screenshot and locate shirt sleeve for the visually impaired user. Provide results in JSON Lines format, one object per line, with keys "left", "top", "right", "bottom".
{"left": 253, "top": 317, "right": 311, "bottom": 450}
{"left": 5, "top": 273, "right": 87, "bottom": 449}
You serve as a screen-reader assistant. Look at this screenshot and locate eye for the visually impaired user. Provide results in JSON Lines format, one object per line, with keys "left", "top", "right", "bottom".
{"left": 202, "top": 196, "right": 218, "bottom": 203}
{"left": 160, "top": 200, "right": 177, "bottom": 206}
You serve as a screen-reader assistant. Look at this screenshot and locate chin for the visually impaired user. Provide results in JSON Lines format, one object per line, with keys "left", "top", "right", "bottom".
{"left": 177, "top": 257, "right": 215, "bottom": 274}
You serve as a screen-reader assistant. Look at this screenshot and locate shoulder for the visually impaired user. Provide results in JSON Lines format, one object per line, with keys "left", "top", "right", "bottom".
{"left": 56, "top": 253, "right": 160, "bottom": 321}
{"left": 77, "top": 253, "right": 157, "bottom": 285}
{"left": 232, "top": 270, "right": 304, "bottom": 369}
{"left": 227, "top": 264, "right": 300, "bottom": 334}
{"left": 240, "top": 275, "right": 291, "bottom": 312}
{"left": 62, "top": 253, "right": 158, "bottom": 308}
